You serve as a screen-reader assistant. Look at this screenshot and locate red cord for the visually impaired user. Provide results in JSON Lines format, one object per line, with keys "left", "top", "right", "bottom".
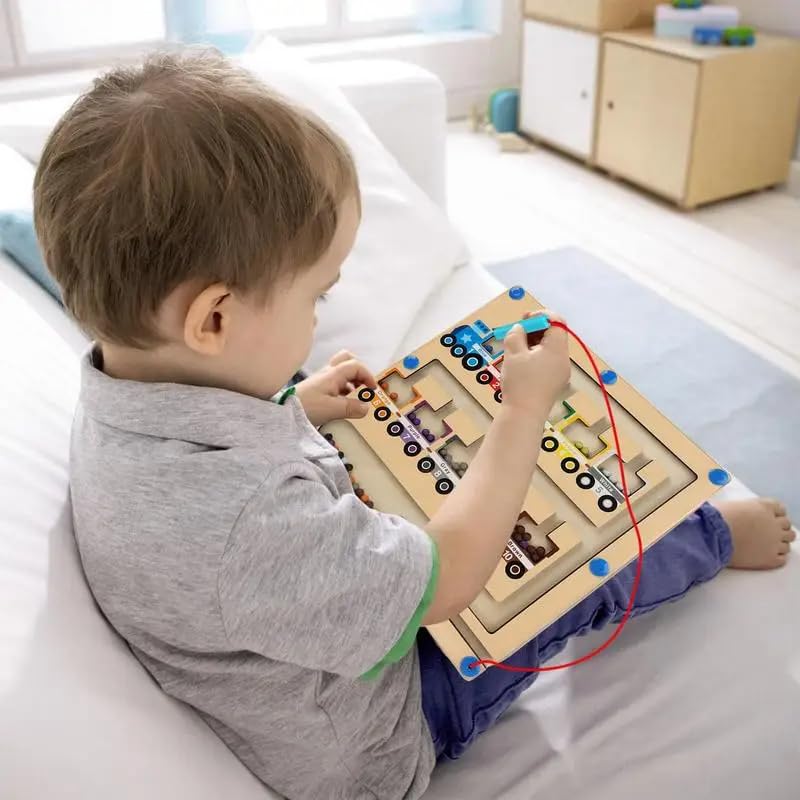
{"left": 469, "top": 320, "right": 644, "bottom": 674}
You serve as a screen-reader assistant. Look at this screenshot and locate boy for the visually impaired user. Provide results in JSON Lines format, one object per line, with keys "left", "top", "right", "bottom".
{"left": 34, "top": 51, "right": 793, "bottom": 800}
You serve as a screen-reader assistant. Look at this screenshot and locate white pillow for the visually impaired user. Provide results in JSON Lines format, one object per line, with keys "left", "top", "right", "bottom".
{"left": 240, "top": 38, "right": 467, "bottom": 372}
{"left": 0, "top": 141, "right": 35, "bottom": 210}
{"left": 0, "top": 95, "right": 79, "bottom": 164}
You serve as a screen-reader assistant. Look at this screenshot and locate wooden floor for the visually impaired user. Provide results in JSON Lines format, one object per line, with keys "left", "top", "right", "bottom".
{"left": 446, "top": 123, "right": 800, "bottom": 379}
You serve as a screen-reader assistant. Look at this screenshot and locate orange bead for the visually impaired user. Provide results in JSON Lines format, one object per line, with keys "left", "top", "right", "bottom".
{"left": 390, "top": 392, "right": 399, "bottom": 401}
{"left": 380, "top": 382, "right": 389, "bottom": 391}
{"left": 361, "top": 494, "right": 371, "bottom": 503}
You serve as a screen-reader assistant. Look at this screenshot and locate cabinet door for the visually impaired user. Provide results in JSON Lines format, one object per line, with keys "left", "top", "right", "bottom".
{"left": 596, "top": 42, "right": 699, "bottom": 200}
{"left": 520, "top": 20, "right": 599, "bottom": 158}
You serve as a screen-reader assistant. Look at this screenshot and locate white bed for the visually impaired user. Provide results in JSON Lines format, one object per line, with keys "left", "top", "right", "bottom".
{"left": 1, "top": 40, "right": 797, "bottom": 800}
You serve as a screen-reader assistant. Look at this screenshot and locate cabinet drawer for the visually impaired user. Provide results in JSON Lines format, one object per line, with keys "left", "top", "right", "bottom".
{"left": 596, "top": 42, "right": 699, "bottom": 200}
{"left": 524, "top": 0, "right": 660, "bottom": 32}
{"left": 520, "top": 20, "right": 599, "bottom": 158}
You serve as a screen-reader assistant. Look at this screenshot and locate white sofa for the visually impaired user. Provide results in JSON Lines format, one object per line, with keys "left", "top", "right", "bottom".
{"left": 1, "top": 44, "right": 798, "bottom": 800}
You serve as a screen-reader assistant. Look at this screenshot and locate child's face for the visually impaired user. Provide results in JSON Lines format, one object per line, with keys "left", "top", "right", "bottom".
{"left": 222, "top": 194, "right": 360, "bottom": 398}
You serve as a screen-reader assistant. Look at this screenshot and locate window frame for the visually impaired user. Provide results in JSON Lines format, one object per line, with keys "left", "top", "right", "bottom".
{"left": 2, "top": 0, "right": 167, "bottom": 69}
{"left": 0, "top": 0, "right": 420, "bottom": 75}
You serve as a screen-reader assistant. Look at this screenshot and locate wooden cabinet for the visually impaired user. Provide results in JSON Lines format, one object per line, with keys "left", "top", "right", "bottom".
{"left": 520, "top": 20, "right": 600, "bottom": 159}
{"left": 523, "top": 0, "right": 661, "bottom": 32}
{"left": 596, "top": 32, "right": 800, "bottom": 207}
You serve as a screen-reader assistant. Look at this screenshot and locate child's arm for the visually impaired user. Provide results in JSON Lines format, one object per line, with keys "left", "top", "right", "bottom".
{"left": 423, "top": 316, "right": 570, "bottom": 625}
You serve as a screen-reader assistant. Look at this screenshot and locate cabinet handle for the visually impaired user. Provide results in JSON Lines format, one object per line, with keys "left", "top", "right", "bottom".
{"left": 607, "top": 100, "right": 615, "bottom": 110}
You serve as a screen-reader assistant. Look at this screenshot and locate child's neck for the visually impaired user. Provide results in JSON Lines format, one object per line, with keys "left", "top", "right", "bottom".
{"left": 100, "top": 340, "right": 211, "bottom": 388}
{"left": 99, "top": 340, "right": 287, "bottom": 400}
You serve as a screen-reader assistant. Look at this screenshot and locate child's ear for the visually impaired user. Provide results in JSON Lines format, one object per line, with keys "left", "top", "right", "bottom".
{"left": 184, "top": 283, "right": 231, "bottom": 356}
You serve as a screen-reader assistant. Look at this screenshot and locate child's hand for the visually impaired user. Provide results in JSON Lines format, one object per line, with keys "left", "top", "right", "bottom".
{"left": 500, "top": 310, "right": 570, "bottom": 416}
{"left": 295, "top": 351, "right": 378, "bottom": 427}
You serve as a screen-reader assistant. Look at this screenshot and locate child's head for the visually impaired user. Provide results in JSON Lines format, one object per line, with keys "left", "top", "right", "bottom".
{"left": 34, "top": 49, "right": 360, "bottom": 397}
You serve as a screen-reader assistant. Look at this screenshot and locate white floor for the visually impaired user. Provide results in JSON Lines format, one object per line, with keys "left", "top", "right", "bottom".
{"left": 446, "top": 123, "right": 800, "bottom": 379}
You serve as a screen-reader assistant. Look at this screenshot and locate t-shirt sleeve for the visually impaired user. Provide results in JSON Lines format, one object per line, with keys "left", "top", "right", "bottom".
{"left": 217, "top": 461, "right": 438, "bottom": 678}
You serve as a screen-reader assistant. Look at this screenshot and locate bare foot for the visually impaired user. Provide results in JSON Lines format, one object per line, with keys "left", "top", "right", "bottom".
{"left": 716, "top": 498, "right": 795, "bottom": 570}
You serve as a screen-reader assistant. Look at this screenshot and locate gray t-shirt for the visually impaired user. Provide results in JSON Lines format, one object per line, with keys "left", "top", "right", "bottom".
{"left": 70, "top": 350, "right": 438, "bottom": 799}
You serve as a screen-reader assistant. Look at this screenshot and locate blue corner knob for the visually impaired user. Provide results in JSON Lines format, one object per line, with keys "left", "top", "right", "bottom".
{"left": 403, "top": 355, "right": 420, "bottom": 370}
{"left": 508, "top": 286, "right": 525, "bottom": 300}
{"left": 708, "top": 468, "right": 731, "bottom": 486}
{"left": 589, "top": 558, "right": 610, "bottom": 577}
{"left": 600, "top": 370, "right": 618, "bottom": 385}
{"left": 460, "top": 656, "right": 481, "bottom": 678}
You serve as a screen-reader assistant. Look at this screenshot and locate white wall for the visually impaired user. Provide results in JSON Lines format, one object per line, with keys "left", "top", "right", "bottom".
{"left": 712, "top": 0, "right": 800, "bottom": 36}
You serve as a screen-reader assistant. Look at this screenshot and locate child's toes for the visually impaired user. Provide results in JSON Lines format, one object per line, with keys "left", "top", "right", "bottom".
{"left": 762, "top": 498, "right": 786, "bottom": 517}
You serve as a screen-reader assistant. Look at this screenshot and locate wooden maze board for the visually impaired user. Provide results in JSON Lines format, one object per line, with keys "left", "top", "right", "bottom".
{"left": 321, "top": 288, "right": 728, "bottom": 680}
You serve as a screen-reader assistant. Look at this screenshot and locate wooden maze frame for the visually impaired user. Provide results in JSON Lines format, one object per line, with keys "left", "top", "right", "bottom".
{"left": 322, "top": 289, "right": 726, "bottom": 680}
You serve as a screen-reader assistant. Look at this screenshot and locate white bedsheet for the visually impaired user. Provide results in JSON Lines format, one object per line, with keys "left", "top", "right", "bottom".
{"left": 408, "top": 262, "right": 800, "bottom": 800}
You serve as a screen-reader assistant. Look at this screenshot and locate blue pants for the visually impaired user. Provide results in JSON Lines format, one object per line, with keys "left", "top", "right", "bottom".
{"left": 419, "top": 503, "right": 732, "bottom": 760}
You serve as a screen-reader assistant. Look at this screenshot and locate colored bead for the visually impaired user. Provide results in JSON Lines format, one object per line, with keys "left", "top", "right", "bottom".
{"left": 521, "top": 532, "right": 531, "bottom": 542}
{"left": 324, "top": 433, "right": 334, "bottom": 442}
{"left": 355, "top": 488, "right": 364, "bottom": 497}
{"left": 508, "top": 286, "right": 525, "bottom": 301}
{"left": 365, "top": 501, "right": 374, "bottom": 509}
{"left": 337, "top": 451, "right": 344, "bottom": 459}
{"left": 390, "top": 392, "right": 399, "bottom": 401}
{"left": 345, "top": 463, "right": 353, "bottom": 471}
{"left": 485, "top": 345, "right": 493, "bottom": 353}
{"left": 574, "top": 441, "right": 585, "bottom": 449}
{"left": 361, "top": 494, "right": 371, "bottom": 503}
{"left": 535, "top": 546, "right": 546, "bottom": 558}
{"left": 514, "top": 524, "right": 525, "bottom": 534}
{"left": 458, "top": 462, "right": 468, "bottom": 471}
{"left": 425, "top": 433, "right": 436, "bottom": 443}
{"left": 403, "top": 355, "right": 420, "bottom": 370}
{"left": 380, "top": 382, "right": 389, "bottom": 391}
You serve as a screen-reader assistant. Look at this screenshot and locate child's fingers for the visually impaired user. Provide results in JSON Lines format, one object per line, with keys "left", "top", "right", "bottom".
{"left": 536, "top": 309, "right": 568, "bottom": 349}
{"left": 539, "top": 324, "right": 569, "bottom": 352}
{"left": 332, "top": 358, "right": 378, "bottom": 389}
{"left": 343, "top": 397, "right": 370, "bottom": 419}
{"left": 328, "top": 350, "right": 356, "bottom": 367}
{"left": 503, "top": 324, "right": 527, "bottom": 354}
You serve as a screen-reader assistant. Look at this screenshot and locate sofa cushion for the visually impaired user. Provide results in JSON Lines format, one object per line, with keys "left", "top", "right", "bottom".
{"left": 0, "top": 209, "right": 61, "bottom": 301}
